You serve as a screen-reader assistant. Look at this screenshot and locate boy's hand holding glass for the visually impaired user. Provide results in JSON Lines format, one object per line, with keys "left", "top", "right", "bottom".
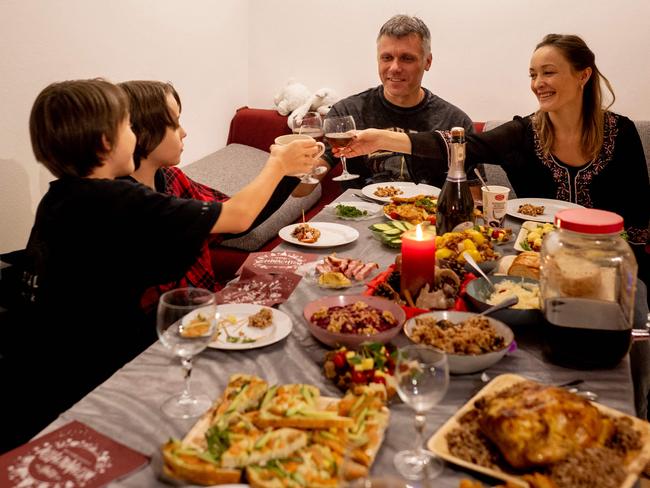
{"left": 271, "top": 137, "right": 325, "bottom": 181}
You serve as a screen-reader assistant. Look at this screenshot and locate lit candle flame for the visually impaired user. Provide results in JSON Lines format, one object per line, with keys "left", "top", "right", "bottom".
{"left": 415, "top": 223, "right": 423, "bottom": 240}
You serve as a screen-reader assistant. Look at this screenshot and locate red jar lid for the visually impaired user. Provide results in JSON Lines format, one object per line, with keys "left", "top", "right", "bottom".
{"left": 554, "top": 208, "right": 623, "bottom": 234}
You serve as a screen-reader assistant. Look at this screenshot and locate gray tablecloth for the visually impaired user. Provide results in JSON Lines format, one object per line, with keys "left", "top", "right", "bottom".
{"left": 40, "top": 189, "right": 649, "bottom": 487}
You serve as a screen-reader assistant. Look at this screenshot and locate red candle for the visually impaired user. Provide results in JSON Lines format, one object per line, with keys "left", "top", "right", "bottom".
{"left": 400, "top": 224, "right": 436, "bottom": 300}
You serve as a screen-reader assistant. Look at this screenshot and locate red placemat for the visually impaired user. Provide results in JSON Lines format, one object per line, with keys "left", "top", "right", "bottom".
{"left": 0, "top": 420, "right": 148, "bottom": 487}
{"left": 216, "top": 272, "right": 303, "bottom": 306}
{"left": 237, "top": 250, "right": 319, "bottom": 279}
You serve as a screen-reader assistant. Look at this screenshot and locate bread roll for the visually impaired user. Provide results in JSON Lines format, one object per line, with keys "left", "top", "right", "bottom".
{"left": 508, "top": 251, "right": 540, "bottom": 280}
{"left": 553, "top": 253, "right": 601, "bottom": 297}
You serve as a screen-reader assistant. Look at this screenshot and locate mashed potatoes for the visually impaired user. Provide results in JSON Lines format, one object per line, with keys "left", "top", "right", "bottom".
{"left": 487, "top": 280, "right": 541, "bottom": 310}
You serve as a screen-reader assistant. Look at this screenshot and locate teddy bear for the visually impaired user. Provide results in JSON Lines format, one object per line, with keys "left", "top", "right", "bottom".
{"left": 273, "top": 79, "right": 339, "bottom": 129}
{"left": 273, "top": 79, "right": 311, "bottom": 116}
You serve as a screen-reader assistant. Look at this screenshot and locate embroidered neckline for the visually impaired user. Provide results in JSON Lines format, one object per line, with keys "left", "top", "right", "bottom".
{"left": 533, "top": 112, "right": 619, "bottom": 207}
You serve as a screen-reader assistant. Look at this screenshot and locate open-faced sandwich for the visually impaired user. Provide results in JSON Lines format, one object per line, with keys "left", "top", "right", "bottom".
{"left": 291, "top": 223, "right": 321, "bottom": 243}
{"left": 162, "top": 373, "right": 390, "bottom": 486}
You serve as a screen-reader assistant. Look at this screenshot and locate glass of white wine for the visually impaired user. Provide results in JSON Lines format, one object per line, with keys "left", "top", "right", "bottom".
{"left": 293, "top": 111, "right": 326, "bottom": 184}
{"left": 393, "top": 345, "right": 449, "bottom": 480}
{"left": 157, "top": 287, "right": 217, "bottom": 418}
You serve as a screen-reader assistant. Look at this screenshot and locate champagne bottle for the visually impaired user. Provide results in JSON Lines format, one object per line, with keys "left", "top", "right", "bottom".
{"left": 435, "top": 127, "right": 475, "bottom": 234}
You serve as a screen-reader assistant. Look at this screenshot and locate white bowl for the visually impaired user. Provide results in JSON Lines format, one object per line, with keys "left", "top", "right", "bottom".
{"left": 404, "top": 310, "right": 514, "bottom": 374}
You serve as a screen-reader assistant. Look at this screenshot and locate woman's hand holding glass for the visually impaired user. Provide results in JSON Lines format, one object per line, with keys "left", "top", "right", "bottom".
{"left": 333, "top": 128, "right": 412, "bottom": 159}
{"left": 393, "top": 345, "right": 449, "bottom": 481}
{"left": 157, "top": 287, "right": 217, "bottom": 419}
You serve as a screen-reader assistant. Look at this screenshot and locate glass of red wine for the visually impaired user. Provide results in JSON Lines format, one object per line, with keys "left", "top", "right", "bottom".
{"left": 323, "top": 115, "right": 359, "bottom": 181}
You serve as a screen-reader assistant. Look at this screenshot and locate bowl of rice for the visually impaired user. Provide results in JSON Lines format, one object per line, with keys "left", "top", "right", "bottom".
{"left": 465, "top": 275, "right": 543, "bottom": 327}
{"left": 403, "top": 310, "right": 514, "bottom": 374}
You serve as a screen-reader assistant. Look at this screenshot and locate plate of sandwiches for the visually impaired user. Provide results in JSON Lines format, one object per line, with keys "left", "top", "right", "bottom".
{"left": 161, "top": 374, "right": 390, "bottom": 487}
{"left": 279, "top": 222, "right": 359, "bottom": 248}
{"left": 428, "top": 373, "right": 650, "bottom": 488}
{"left": 208, "top": 304, "right": 292, "bottom": 351}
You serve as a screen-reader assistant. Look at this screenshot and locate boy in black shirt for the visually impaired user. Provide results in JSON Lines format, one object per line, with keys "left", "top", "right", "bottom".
{"left": 4, "top": 78, "right": 317, "bottom": 451}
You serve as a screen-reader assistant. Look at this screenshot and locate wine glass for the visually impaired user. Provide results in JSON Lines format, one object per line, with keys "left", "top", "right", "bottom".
{"left": 293, "top": 111, "right": 326, "bottom": 184}
{"left": 323, "top": 115, "right": 359, "bottom": 181}
{"left": 393, "top": 345, "right": 449, "bottom": 480}
{"left": 157, "top": 287, "right": 217, "bottom": 419}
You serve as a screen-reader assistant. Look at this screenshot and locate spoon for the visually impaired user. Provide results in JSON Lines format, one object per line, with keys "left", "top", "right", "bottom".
{"left": 478, "top": 296, "right": 518, "bottom": 316}
{"left": 474, "top": 167, "right": 491, "bottom": 191}
{"left": 463, "top": 251, "right": 495, "bottom": 290}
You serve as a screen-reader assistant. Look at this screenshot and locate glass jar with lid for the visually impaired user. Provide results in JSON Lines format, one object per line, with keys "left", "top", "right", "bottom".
{"left": 540, "top": 208, "right": 637, "bottom": 368}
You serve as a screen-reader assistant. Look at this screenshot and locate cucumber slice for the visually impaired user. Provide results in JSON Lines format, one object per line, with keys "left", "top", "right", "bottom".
{"left": 391, "top": 221, "right": 407, "bottom": 231}
{"left": 371, "top": 223, "right": 393, "bottom": 232}
{"left": 383, "top": 228, "right": 402, "bottom": 236}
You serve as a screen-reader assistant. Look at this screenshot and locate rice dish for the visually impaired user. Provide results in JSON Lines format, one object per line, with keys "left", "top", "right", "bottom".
{"left": 487, "top": 280, "right": 540, "bottom": 310}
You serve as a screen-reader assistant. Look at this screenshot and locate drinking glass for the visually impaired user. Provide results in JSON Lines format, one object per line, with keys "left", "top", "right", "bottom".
{"left": 393, "top": 345, "right": 449, "bottom": 480}
{"left": 157, "top": 287, "right": 217, "bottom": 418}
{"left": 293, "top": 111, "right": 326, "bottom": 184}
{"left": 323, "top": 115, "right": 359, "bottom": 181}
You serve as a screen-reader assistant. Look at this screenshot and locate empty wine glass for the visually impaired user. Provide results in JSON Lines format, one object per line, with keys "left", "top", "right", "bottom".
{"left": 394, "top": 345, "right": 449, "bottom": 480}
{"left": 324, "top": 115, "right": 359, "bottom": 181}
{"left": 293, "top": 111, "right": 326, "bottom": 184}
{"left": 157, "top": 287, "right": 217, "bottom": 418}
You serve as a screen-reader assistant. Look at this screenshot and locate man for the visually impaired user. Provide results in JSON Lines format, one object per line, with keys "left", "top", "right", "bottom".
{"left": 298, "top": 14, "right": 474, "bottom": 193}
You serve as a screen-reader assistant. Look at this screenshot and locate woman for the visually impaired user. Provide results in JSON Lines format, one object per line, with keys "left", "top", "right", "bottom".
{"left": 342, "top": 34, "right": 649, "bottom": 263}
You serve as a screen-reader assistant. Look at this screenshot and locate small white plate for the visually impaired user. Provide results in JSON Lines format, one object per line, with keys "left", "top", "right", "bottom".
{"left": 513, "top": 220, "right": 555, "bottom": 252}
{"left": 295, "top": 261, "right": 378, "bottom": 289}
{"left": 325, "top": 201, "right": 382, "bottom": 221}
{"left": 506, "top": 198, "right": 583, "bottom": 222}
{"left": 208, "top": 304, "right": 292, "bottom": 350}
{"left": 361, "top": 182, "right": 441, "bottom": 203}
{"left": 279, "top": 222, "right": 359, "bottom": 248}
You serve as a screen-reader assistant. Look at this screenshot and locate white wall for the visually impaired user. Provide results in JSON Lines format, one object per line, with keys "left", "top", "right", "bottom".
{"left": 1, "top": 0, "right": 649, "bottom": 254}
{"left": 249, "top": 0, "right": 650, "bottom": 122}
{"left": 0, "top": 0, "right": 249, "bottom": 253}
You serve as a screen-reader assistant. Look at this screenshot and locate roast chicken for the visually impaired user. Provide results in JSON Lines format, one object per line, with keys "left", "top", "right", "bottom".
{"left": 475, "top": 381, "right": 613, "bottom": 469}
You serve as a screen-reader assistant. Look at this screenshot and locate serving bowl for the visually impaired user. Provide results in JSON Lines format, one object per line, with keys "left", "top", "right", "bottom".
{"left": 403, "top": 310, "right": 514, "bottom": 374}
{"left": 465, "top": 275, "right": 543, "bottom": 327}
{"left": 303, "top": 294, "right": 406, "bottom": 348}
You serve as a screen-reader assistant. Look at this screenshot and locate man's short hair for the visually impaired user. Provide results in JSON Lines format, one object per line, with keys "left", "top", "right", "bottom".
{"left": 377, "top": 14, "right": 431, "bottom": 55}
{"left": 118, "top": 80, "right": 182, "bottom": 170}
{"left": 29, "top": 79, "right": 128, "bottom": 178}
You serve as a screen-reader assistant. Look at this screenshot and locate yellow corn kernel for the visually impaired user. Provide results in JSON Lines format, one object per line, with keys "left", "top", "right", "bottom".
{"left": 361, "top": 358, "right": 374, "bottom": 370}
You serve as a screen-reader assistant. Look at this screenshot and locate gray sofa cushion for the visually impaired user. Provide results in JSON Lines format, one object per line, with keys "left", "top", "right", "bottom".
{"left": 183, "top": 143, "right": 321, "bottom": 251}
{"left": 481, "top": 120, "right": 516, "bottom": 197}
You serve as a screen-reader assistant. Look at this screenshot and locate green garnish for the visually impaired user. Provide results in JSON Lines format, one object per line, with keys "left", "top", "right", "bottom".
{"left": 620, "top": 230, "right": 628, "bottom": 241}
{"left": 205, "top": 425, "right": 230, "bottom": 461}
{"left": 335, "top": 204, "right": 368, "bottom": 218}
{"left": 520, "top": 240, "right": 533, "bottom": 251}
